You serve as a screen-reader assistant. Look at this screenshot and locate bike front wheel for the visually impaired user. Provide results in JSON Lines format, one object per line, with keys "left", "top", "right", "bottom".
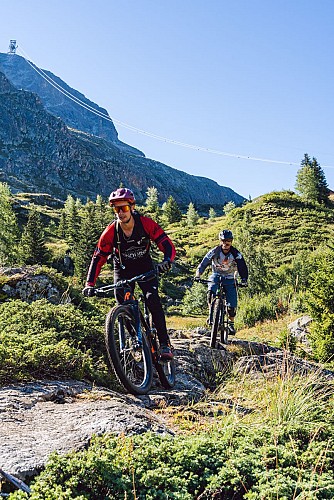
{"left": 220, "top": 321, "right": 229, "bottom": 344}
{"left": 210, "top": 298, "right": 221, "bottom": 348}
{"left": 105, "top": 305, "right": 153, "bottom": 395}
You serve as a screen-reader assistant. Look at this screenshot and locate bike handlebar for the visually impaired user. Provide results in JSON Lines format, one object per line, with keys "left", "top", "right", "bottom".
{"left": 94, "top": 268, "right": 158, "bottom": 297}
{"left": 193, "top": 277, "right": 247, "bottom": 287}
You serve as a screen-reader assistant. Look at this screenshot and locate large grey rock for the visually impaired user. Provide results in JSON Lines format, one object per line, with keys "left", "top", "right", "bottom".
{"left": 0, "top": 266, "right": 61, "bottom": 303}
{"left": 0, "top": 380, "right": 171, "bottom": 479}
{"left": 234, "top": 351, "right": 334, "bottom": 379}
{"left": 2, "top": 331, "right": 325, "bottom": 481}
{"left": 288, "top": 315, "right": 312, "bottom": 344}
{"left": 0, "top": 334, "right": 232, "bottom": 479}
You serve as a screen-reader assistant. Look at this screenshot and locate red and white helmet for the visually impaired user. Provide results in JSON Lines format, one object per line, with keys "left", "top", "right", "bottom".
{"left": 108, "top": 187, "right": 135, "bottom": 206}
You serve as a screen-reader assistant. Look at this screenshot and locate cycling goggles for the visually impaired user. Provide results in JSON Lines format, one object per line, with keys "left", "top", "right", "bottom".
{"left": 113, "top": 205, "right": 131, "bottom": 214}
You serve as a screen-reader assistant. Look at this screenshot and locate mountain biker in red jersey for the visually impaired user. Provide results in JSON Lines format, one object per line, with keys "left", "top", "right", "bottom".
{"left": 82, "top": 187, "right": 176, "bottom": 359}
{"left": 195, "top": 229, "right": 248, "bottom": 334}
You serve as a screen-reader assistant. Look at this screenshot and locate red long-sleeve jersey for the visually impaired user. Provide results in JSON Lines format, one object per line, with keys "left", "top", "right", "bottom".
{"left": 86, "top": 213, "right": 176, "bottom": 285}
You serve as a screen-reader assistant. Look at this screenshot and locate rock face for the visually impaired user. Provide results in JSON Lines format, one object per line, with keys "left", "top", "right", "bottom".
{"left": 288, "top": 315, "right": 312, "bottom": 345}
{"left": 0, "top": 267, "right": 61, "bottom": 303}
{"left": 0, "top": 54, "right": 245, "bottom": 206}
{"left": 0, "top": 52, "right": 141, "bottom": 156}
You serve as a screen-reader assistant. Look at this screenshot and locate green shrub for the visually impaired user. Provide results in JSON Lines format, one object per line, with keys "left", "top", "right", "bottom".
{"left": 236, "top": 293, "right": 278, "bottom": 327}
{"left": 306, "top": 248, "right": 334, "bottom": 360}
{"left": 181, "top": 282, "right": 207, "bottom": 315}
{"left": 0, "top": 299, "right": 110, "bottom": 385}
{"left": 11, "top": 423, "right": 334, "bottom": 499}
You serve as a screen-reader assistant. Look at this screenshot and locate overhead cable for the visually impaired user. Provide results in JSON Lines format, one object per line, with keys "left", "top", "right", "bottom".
{"left": 16, "top": 46, "right": 334, "bottom": 169}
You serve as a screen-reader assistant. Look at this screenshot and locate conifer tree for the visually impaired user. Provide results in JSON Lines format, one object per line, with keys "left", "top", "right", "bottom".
{"left": 0, "top": 182, "right": 19, "bottom": 265}
{"left": 163, "top": 196, "right": 182, "bottom": 224}
{"left": 145, "top": 186, "right": 161, "bottom": 221}
{"left": 20, "top": 205, "right": 49, "bottom": 265}
{"left": 94, "top": 195, "right": 109, "bottom": 232}
{"left": 73, "top": 203, "right": 100, "bottom": 282}
{"left": 63, "top": 195, "right": 80, "bottom": 247}
{"left": 208, "top": 207, "right": 216, "bottom": 219}
{"left": 295, "top": 154, "right": 329, "bottom": 204}
{"left": 145, "top": 187, "right": 159, "bottom": 212}
{"left": 57, "top": 211, "right": 66, "bottom": 239}
{"left": 186, "top": 202, "right": 199, "bottom": 227}
{"left": 224, "top": 201, "right": 236, "bottom": 214}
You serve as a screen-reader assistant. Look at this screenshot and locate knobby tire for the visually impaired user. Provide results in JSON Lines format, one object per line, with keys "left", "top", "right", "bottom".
{"left": 105, "top": 304, "right": 153, "bottom": 395}
{"left": 220, "top": 308, "right": 229, "bottom": 345}
{"left": 210, "top": 298, "right": 221, "bottom": 348}
{"left": 140, "top": 314, "right": 176, "bottom": 389}
{"left": 154, "top": 342, "right": 176, "bottom": 389}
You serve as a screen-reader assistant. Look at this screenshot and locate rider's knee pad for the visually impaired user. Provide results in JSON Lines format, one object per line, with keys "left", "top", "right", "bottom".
{"left": 227, "top": 307, "right": 236, "bottom": 317}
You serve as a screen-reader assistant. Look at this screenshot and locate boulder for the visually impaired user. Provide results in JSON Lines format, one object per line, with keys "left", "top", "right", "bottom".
{"left": 0, "top": 266, "right": 61, "bottom": 303}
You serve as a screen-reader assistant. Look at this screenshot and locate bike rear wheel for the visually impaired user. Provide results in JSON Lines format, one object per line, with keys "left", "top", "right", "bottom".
{"left": 141, "top": 314, "right": 176, "bottom": 389}
{"left": 105, "top": 305, "right": 153, "bottom": 395}
{"left": 153, "top": 338, "right": 176, "bottom": 389}
{"left": 210, "top": 298, "right": 221, "bottom": 348}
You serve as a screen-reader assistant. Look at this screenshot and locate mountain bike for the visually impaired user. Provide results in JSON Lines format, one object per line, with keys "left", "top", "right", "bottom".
{"left": 94, "top": 269, "right": 176, "bottom": 395}
{"left": 194, "top": 277, "right": 243, "bottom": 349}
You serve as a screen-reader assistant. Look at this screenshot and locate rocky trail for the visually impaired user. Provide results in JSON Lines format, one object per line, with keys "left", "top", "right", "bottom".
{"left": 2, "top": 329, "right": 332, "bottom": 483}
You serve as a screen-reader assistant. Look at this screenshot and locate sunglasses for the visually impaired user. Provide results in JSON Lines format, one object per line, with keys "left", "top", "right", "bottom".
{"left": 113, "top": 205, "right": 131, "bottom": 214}
{"left": 221, "top": 239, "right": 232, "bottom": 243}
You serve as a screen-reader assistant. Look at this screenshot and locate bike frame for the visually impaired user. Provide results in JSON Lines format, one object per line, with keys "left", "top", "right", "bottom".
{"left": 95, "top": 268, "right": 175, "bottom": 393}
{"left": 195, "top": 276, "right": 242, "bottom": 347}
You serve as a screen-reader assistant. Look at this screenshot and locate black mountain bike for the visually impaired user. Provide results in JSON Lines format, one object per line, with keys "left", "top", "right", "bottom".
{"left": 195, "top": 277, "right": 243, "bottom": 349}
{"left": 95, "top": 269, "right": 176, "bottom": 395}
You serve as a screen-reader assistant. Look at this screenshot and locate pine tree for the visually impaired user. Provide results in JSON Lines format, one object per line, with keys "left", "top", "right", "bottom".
{"left": 145, "top": 186, "right": 161, "bottom": 221}
{"left": 73, "top": 203, "right": 101, "bottom": 282}
{"left": 145, "top": 186, "right": 159, "bottom": 212}
{"left": 163, "top": 196, "right": 182, "bottom": 224}
{"left": 57, "top": 211, "right": 66, "bottom": 239}
{"left": 94, "top": 195, "right": 109, "bottom": 233}
{"left": 224, "top": 201, "right": 236, "bottom": 214}
{"left": 295, "top": 154, "right": 329, "bottom": 204}
{"left": 20, "top": 205, "right": 49, "bottom": 265}
{"left": 0, "top": 182, "right": 19, "bottom": 265}
{"left": 63, "top": 195, "right": 80, "bottom": 247}
{"left": 311, "top": 156, "right": 329, "bottom": 204}
{"left": 186, "top": 202, "right": 199, "bottom": 227}
{"left": 208, "top": 207, "right": 216, "bottom": 219}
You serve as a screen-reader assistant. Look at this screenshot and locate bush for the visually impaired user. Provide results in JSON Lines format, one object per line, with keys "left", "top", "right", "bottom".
{"left": 0, "top": 299, "right": 110, "bottom": 385}
{"left": 306, "top": 248, "right": 334, "bottom": 360}
{"left": 236, "top": 293, "right": 279, "bottom": 328}
{"left": 181, "top": 282, "right": 207, "bottom": 315}
{"left": 12, "top": 423, "right": 334, "bottom": 499}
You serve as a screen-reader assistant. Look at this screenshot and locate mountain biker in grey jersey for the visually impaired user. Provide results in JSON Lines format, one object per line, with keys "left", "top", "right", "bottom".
{"left": 195, "top": 229, "right": 248, "bottom": 334}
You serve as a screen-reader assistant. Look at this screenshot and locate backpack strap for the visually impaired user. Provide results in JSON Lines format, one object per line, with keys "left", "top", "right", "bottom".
{"left": 114, "top": 219, "right": 125, "bottom": 269}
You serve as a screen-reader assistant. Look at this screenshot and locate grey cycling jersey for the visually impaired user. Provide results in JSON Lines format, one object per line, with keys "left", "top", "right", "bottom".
{"left": 196, "top": 245, "right": 248, "bottom": 280}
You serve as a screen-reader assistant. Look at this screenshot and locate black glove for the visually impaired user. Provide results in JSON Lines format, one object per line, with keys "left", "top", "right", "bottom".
{"left": 82, "top": 285, "right": 95, "bottom": 297}
{"left": 157, "top": 260, "right": 172, "bottom": 274}
{"left": 240, "top": 279, "right": 248, "bottom": 287}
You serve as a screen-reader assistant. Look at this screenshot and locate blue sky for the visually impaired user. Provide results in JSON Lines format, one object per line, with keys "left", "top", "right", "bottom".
{"left": 1, "top": 0, "right": 333, "bottom": 199}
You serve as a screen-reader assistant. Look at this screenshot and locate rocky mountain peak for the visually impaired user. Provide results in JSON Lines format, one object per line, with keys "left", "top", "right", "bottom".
{"left": 0, "top": 53, "right": 245, "bottom": 206}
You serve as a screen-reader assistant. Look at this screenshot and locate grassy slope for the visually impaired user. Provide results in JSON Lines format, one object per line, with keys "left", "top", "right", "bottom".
{"left": 225, "top": 190, "right": 334, "bottom": 265}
